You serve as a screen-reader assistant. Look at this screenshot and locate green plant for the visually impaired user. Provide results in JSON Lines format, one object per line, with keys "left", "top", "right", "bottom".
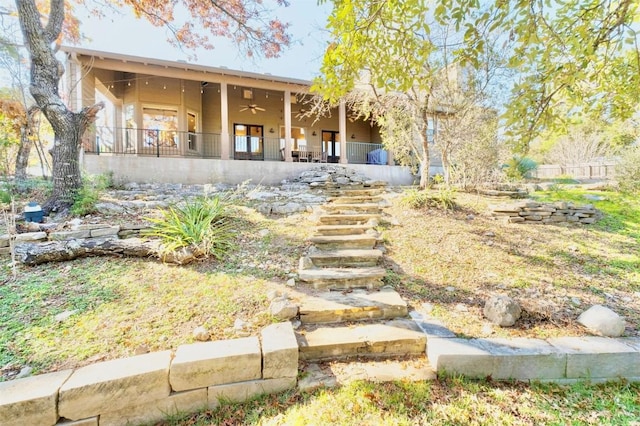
{"left": 503, "top": 156, "right": 538, "bottom": 180}
{"left": 400, "top": 187, "right": 457, "bottom": 210}
{"left": 616, "top": 146, "right": 640, "bottom": 194}
{"left": 0, "top": 188, "right": 10, "bottom": 204}
{"left": 143, "top": 195, "right": 235, "bottom": 259}
{"left": 70, "top": 173, "right": 112, "bottom": 216}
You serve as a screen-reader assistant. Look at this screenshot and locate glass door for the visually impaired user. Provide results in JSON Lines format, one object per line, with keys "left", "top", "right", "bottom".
{"left": 322, "top": 130, "right": 340, "bottom": 163}
{"left": 234, "top": 124, "right": 264, "bottom": 160}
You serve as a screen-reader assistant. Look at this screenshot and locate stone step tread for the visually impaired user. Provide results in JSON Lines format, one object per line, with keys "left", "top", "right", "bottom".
{"left": 299, "top": 288, "right": 407, "bottom": 323}
{"left": 324, "top": 203, "right": 384, "bottom": 209}
{"left": 328, "top": 196, "right": 384, "bottom": 204}
{"left": 297, "top": 319, "right": 426, "bottom": 361}
{"left": 318, "top": 214, "right": 381, "bottom": 225}
{"left": 298, "top": 266, "right": 386, "bottom": 290}
{"left": 314, "top": 225, "right": 375, "bottom": 236}
{"left": 298, "top": 356, "right": 435, "bottom": 390}
{"left": 308, "top": 249, "right": 383, "bottom": 267}
{"left": 309, "top": 235, "right": 377, "bottom": 244}
{"left": 323, "top": 189, "right": 385, "bottom": 197}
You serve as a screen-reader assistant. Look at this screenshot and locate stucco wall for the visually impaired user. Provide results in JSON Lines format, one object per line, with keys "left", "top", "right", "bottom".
{"left": 83, "top": 155, "right": 415, "bottom": 186}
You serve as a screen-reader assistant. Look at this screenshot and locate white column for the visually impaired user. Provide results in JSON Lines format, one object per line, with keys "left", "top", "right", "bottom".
{"left": 220, "top": 82, "right": 230, "bottom": 160}
{"left": 284, "top": 91, "right": 293, "bottom": 162}
{"left": 339, "top": 100, "right": 348, "bottom": 164}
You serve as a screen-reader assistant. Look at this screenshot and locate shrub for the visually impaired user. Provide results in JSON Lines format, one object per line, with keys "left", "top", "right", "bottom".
{"left": 400, "top": 187, "right": 457, "bottom": 210}
{"left": 616, "top": 147, "right": 640, "bottom": 194}
{"left": 503, "top": 156, "right": 538, "bottom": 180}
{"left": 143, "top": 195, "right": 235, "bottom": 259}
{"left": 71, "top": 173, "right": 112, "bottom": 216}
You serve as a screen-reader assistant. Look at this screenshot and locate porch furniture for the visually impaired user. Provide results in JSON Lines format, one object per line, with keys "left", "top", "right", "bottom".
{"left": 298, "top": 147, "right": 310, "bottom": 162}
{"left": 312, "top": 151, "right": 328, "bottom": 163}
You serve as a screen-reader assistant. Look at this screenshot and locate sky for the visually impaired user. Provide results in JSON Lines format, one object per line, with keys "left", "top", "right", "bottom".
{"left": 73, "top": 0, "right": 332, "bottom": 82}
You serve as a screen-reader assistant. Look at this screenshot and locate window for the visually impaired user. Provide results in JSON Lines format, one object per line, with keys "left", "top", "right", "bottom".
{"left": 187, "top": 112, "right": 197, "bottom": 151}
{"left": 143, "top": 108, "right": 178, "bottom": 148}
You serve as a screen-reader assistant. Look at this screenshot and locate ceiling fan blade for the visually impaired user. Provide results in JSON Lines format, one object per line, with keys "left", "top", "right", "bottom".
{"left": 255, "top": 107, "right": 266, "bottom": 111}
{"left": 251, "top": 109, "right": 256, "bottom": 114}
{"left": 239, "top": 107, "right": 249, "bottom": 112}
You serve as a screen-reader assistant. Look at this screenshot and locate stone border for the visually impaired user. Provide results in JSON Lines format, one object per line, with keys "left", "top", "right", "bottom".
{"left": 0, "top": 323, "right": 298, "bottom": 426}
{"left": 412, "top": 312, "right": 640, "bottom": 383}
{"left": 489, "top": 201, "right": 601, "bottom": 224}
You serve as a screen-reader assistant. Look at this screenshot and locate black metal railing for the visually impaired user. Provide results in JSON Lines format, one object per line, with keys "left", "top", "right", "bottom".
{"left": 87, "top": 127, "right": 222, "bottom": 158}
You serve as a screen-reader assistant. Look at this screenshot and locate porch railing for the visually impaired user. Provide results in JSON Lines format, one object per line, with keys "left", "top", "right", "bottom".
{"left": 87, "top": 126, "right": 222, "bottom": 158}
{"left": 346, "top": 141, "right": 384, "bottom": 164}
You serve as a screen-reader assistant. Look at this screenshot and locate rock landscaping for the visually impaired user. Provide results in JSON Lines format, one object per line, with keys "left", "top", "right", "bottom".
{"left": 489, "top": 200, "right": 602, "bottom": 224}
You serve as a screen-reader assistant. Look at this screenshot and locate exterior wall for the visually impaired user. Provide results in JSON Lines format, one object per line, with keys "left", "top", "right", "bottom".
{"left": 83, "top": 155, "right": 415, "bottom": 186}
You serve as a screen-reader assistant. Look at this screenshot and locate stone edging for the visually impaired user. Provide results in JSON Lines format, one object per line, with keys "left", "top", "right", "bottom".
{"left": 489, "top": 201, "right": 601, "bottom": 224}
{"left": 0, "top": 322, "right": 298, "bottom": 426}
{"left": 4, "top": 314, "right": 640, "bottom": 425}
{"left": 412, "top": 312, "right": 640, "bottom": 383}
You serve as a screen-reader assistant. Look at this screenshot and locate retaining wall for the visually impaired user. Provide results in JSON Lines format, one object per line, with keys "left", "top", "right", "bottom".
{"left": 0, "top": 323, "right": 298, "bottom": 426}
{"left": 489, "top": 201, "right": 601, "bottom": 224}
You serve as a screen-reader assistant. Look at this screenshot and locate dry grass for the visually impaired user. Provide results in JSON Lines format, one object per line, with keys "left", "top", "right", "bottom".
{"left": 382, "top": 187, "right": 640, "bottom": 339}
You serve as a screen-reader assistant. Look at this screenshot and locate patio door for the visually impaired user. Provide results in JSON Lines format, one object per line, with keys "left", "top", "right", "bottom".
{"left": 234, "top": 124, "right": 264, "bottom": 160}
{"left": 322, "top": 131, "right": 340, "bottom": 163}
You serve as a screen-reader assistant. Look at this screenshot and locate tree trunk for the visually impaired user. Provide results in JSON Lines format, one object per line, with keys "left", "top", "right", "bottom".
{"left": 418, "top": 110, "right": 431, "bottom": 188}
{"left": 14, "top": 127, "right": 32, "bottom": 182}
{"left": 16, "top": 0, "right": 103, "bottom": 213}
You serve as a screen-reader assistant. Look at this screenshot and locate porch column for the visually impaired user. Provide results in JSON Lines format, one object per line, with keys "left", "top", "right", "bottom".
{"left": 284, "top": 91, "right": 293, "bottom": 162}
{"left": 387, "top": 149, "right": 394, "bottom": 166}
{"left": 339, "top": 100, "right": 348, "bottom": 164}
{"left": 220, "top": 82, "right": 230, "bottom": 160}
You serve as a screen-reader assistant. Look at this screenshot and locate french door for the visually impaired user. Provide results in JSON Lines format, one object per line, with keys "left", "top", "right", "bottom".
{"left": 322, "top": 130, "right": 340, "bottom": 163}
{"left": 234, "top": 124, "right": 264, "bottom": 160}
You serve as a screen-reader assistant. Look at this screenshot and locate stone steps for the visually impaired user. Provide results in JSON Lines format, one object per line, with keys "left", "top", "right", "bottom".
{"left": 299, "top": 288, "right": 407, "bottom": 324}
{"left": 323, "top": 188, "right": 385, "bottom": 197}
{"left": 307, "top": 234, "right": 377, "bottom": 250}
{"left": 328, "top": 196, "right": 384, "bottom": 204}
{"left": 313, "top": 224, "right": 376, "bottom": 236}
{"left": 307, "top": 248, "right": 382, "bottom": 267}
{"left": 322, "top": 203, "right": 384, "bottom": 214}
{"left": 317, "top": 214, "right": 380, "bottom": 226}
{"left": 296, "top": 319, "right": 426, "bottom": 361}
{"left": 298, "top": 266, "right": 386, "bottom": 290}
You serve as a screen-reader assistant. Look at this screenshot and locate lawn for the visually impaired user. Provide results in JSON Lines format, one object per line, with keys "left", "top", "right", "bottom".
{"left": 1, "top": 180, "right": 639, "bottom": 424}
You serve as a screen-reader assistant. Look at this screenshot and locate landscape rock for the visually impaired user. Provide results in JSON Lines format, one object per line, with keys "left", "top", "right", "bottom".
{"left": 484, "top": 295, "right": 522, "bottom": 327}
{"left": 193, "top": 326, "right": 210, "bottom": 342}
{"left": 577, "top": 305, "right": 626, "bottom": 337}
{"left": 269, "top": 299, "right": 299, "bottom": 320}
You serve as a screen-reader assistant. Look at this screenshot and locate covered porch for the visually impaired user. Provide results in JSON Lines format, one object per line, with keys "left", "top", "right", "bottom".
{"left": 63, "top": 47, "right": 394, "bottom": 168}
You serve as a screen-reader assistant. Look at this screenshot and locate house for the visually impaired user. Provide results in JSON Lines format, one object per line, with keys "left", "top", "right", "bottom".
{"left": 61, "top": 47, "right": 414, "bottom": 185}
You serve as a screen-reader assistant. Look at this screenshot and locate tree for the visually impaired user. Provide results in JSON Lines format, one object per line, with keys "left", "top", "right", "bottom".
{"left": 448, "top": 0, "right": 640, "bottom": 150}
{"left": 313, "top": 2, "right": 503, "bottom": 187}
{"left": 14, "top": 0, "right": 291, "bottom": 213}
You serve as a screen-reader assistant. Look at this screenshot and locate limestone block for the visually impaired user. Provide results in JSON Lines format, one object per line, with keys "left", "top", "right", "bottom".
{"left": 409, "top": 311, "right": 456, "bottom": 339}
{"left": 208, "top": 377, "right": 296, "bottom": 408}
{"left": 428, "top": 338, "right": 566, "bottom": 380}
{"left": 0, "top": 247, "right": 11, "bottom": 255}
{"left": 580, "top": 218, "right": 596, "bottom": 224}
{"left": 58, "top": 351, "right": 172, "bottom": 420}
{"left": 14, "top": 231, "right": 47, "bottom": 242}
{"left": 566, "top": 215, "right": 580, "bottom": 222}
{"left": 170, "top": 337, "right": 261, "bottom": 392}
{"left": 0, "top": 234, "right": 9, "bottom": 247}
{"left": 261, "top": 322, "right": 299, "bottom": 379}
{"left": 578, "top": 304, "right": 625, "bottom": 337}
{"left": 0, "top": 370, "right": 72, "bottom": 426}
{"left": 506, "top": 217, "right": 525, "bottom": 223}
{"left": 74, "top": 224, "right": 110, "bottom": 231}
{"left": 99, "top": 389, "right": 207, "bottom": 426}
{"left": 482, "top": 338, "right": 566, "bottom": 380}
{"left": 523, "top": 215, "right": 542, "bottom": 221}
{"left": 548, "top": 336, "right": 640, "bottom": 379}
{"left": 49, "top": 230, "right": 91, "bottom": 241}
{"left": 56, "top": 418, "right": 98, "bottom": 425}
{"left": 89, "top": 226, "right": 120, "bottom": 238}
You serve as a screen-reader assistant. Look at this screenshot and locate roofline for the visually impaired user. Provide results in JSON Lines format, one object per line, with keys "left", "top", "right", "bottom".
{"left": 59, "top": 46, "right": 313, "bottom": 87}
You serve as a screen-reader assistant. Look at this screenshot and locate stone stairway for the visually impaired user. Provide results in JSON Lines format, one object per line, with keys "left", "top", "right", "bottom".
{"left": 295, "top": 183, "right": 431, "bottom": 387}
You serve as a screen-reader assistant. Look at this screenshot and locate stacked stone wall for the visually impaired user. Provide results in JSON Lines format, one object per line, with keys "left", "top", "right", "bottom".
{"left": 489, "top": 201, "right": 601, "bottom": 225}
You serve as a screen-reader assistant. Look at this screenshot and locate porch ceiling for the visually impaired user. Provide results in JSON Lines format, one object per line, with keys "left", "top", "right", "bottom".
{"left": 62, "top": 46, "right": 311, "bottom": 93}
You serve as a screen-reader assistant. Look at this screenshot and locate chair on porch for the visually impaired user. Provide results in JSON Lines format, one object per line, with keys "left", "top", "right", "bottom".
{"left": 298, "top": 147, "right": 309, "bottom": 162}
{"left": 312, "top": 151, "right": 328, "bottom": 163}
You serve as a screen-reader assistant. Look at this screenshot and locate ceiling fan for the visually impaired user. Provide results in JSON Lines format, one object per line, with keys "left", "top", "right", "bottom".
{"left": 239, "top": 103, "right": 265, "bottom": 114}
